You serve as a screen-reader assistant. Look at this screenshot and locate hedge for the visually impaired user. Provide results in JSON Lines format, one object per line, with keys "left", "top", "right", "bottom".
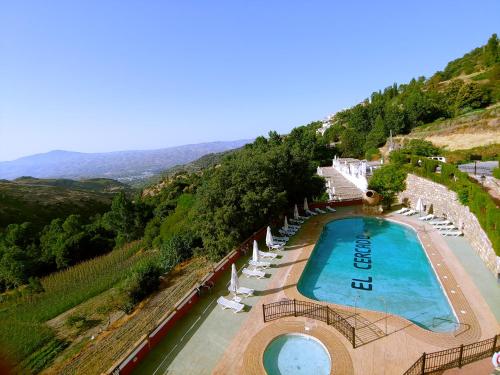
{"left": 407, "top": 161, "right": 499, "bottom": 256}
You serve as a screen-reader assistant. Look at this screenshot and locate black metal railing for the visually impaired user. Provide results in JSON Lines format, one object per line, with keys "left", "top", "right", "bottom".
{"left": 262, "top": 299, "right": 356, "bottom": 348}
{"left": 403, "top": 334, "right": 499, "bottom": 375}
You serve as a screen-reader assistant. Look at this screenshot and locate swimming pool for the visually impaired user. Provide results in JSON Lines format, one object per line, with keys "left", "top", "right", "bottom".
{"left": 263, "top": 333, "right": 331, "bottom": 375}
{"left": 298, "top": 217, "right": 456, "bottom": 332}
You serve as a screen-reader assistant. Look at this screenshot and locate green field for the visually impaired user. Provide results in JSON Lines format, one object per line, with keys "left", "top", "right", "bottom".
{"left": 0, "top": 179, "right": 125, "bottom": 229}
{"left": 0, "top": 242, "right": 151, "bottom": 373}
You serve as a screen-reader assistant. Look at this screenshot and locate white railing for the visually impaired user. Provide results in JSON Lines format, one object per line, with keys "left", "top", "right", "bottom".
{"left": 332, "top": 158, "right": 368, "bottom": 192}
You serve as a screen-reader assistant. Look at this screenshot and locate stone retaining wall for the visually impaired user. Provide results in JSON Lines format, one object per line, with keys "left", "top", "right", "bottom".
{"left": 398, "top": 173, "right": 500, "bottom": 277}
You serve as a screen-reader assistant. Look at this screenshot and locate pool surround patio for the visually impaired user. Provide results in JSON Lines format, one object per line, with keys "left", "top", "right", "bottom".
{"left": 215, "top": 207, "right": 499, "bottom": 375}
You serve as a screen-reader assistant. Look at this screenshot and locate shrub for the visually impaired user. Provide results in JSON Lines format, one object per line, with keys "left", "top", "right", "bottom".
{"left": 457, "top": 185, "right": 470, "bottom": 205}
{"left": 123, "top": 260, "right": 162, "bottom": 308}
{"left": 493, "top": 167, "right": 500, "bottom": 179}
{"left": 26, "top": 277, "right": 45, "bottom": 295}
{"left": 402, "top": 139, "right": 441, "bottom": 156}
{"left": 365, "top": 147, "right": 381, "bottom": 161}
{"left": 441, "top": 163, "right": 458, "bottom": 180}
{"left": 368, "top": 164, "right": 408, "bottom": 208}
{"left": 158, "top": 230, "right": 200, "bottom": 272}
{"left": 421, "top": 158, "right": 439, "bottom": 175}
{"left": 410, "top": 156, "right": 420, "bottom": 167}
{"left": 389, "top": 150, "right": 410, "bottom": 165}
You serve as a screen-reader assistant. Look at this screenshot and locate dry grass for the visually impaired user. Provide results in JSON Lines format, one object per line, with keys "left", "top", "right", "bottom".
{"left": 427, "top": 131, "right": 500, "bottom": 150}
{"left": 393, "top": 104, "right": 500, "bottom": 151}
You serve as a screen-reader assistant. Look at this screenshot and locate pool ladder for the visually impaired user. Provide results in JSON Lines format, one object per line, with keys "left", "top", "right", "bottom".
{"left": 432, "top": 317, "right": 470, "bottom": 337}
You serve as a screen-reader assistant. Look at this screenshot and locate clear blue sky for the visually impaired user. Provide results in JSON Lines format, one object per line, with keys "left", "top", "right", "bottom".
{"left": 1, "top": 1, "right": 499, "bottom": 161}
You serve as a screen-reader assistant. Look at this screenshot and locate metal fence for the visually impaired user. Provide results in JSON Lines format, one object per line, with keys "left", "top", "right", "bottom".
{"left": 403, "top": 334, "right": 499, "bottom": 375}
{"left": 262, "top": 299, "right": 356, "bottom": 348}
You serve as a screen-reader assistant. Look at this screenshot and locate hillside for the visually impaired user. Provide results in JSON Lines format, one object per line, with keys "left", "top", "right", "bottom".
{"left": 141, "top": 148, "right": 238, "bottom": 193}
{"left": 0, "top": 178, "right": 124, "bottom": 229}
{"left": 12, "top": 177, "right": 130, "bottom": 192}
{"left": 0, "top": 140, "right": 251, "bottom": 182}
{"left": 391, "top": 103, "right": 500, "bottom": 152}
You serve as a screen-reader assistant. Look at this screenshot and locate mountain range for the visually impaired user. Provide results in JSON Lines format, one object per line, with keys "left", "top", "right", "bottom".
{"left": 0, "top": 140, "right": 251, "bottom": 182}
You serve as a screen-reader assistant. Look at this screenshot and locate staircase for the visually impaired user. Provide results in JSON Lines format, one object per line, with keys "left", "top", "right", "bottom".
{"left": 318, "top": 166, "right": 364, "bottom": 201}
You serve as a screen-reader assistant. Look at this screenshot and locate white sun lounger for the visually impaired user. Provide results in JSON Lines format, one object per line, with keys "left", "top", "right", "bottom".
{"left": 325, "top": 206, "right": 337, "bottom": 213}
{"left": 430, "top": 219, "right": 451, "bottom": 226}
{"left": 268, "top": 243, "right": 285, "bottom": 251}
{"left": 418, "top": 214, "right": 435, "bottom": 221}
{"left": 288, "top": 224, "right": 300, "bottom": 230}
{"left": 242, "top": 268, "right": 266, "bottom": 279}
{"left": 249, "top": 260, "right": 271, "bottom": 269}
{"left": 273, "top": 235, "right": 289, "bottom": 242}
{"left": 395, "top": 207, "right": 410, "bottom": 214}
{"left": 315, "top": 207, "right": 327, "bottom": 214}
{"left": 279, "top": 229, "right": 295, "bottom": 237}
{"left": 290, "top": 218, "right": 304, "bottom": 225}
{"left": 282, "top": 226, "right": 298, "bottom": 233}
{"left": 217, "top": 296, "right": 245, "bottom": 313}
{"left": 436, "top": 225, "right": 457, "bottom": 231}
{"left": 305, "top": 209, "right": 317, "bottom": 216}
{"left": 441, "top": 230, "right": 463, "bottom": 237}
{"left": 259, "top": 250, "right": 278, "bottom": 259}
{"left": 228, "top": 286, "right": 254, "bottom": 297}
{"left": 402, "top": 209, "right": 417, "bottom": 216}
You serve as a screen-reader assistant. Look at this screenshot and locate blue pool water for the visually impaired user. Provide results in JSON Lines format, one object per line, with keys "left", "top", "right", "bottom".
{"left": 298, "top": 217, "right": 456, "bottom": 332}
{"left": 263, "top": 334, "right": 331, "bottom": 375}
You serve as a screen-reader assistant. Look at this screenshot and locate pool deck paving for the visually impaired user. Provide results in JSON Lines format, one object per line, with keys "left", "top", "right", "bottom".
{"left": 131, "top": 240, "right": 298, "bottom": 375}
{"left": 214, "top": 207, "right": 499, "bottom": 375}
{"left": 132, "top": 206, "right": 499, "bottom": 375}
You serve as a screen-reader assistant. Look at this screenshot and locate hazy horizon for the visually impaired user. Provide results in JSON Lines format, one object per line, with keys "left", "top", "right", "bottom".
{"left": 0, "top": 138, "right": 253, "bottom": 162}
{"left": 1, "top": 1, "right": 499, "bottom": 161}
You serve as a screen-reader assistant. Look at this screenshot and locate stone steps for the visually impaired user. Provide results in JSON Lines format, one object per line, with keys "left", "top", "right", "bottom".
{"left": 319, "top": 167, "right": 364, "bottom": 201}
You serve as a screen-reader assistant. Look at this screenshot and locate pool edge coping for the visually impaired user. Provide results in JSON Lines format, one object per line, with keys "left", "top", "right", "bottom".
{"left": 282, "top": 211, "right": 486, "bottom": 347}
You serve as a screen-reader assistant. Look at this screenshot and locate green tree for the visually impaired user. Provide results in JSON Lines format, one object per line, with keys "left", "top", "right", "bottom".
{"left": 454, "top": 82, "right": 490, "bottom": 112}
{"left": 484, "top": 33, "right": 499, "bottom": 66}
{"left": 102, "top": 192, "right": 141, "bottom": 245}
{"left": 364, "top": 115, "right": 387, "bottom": 151}
{"left": 339, "top": 128, "right": 365, "bottom": 158}
{"left": 368, "top": 164, "right": 408, "bottom": 207}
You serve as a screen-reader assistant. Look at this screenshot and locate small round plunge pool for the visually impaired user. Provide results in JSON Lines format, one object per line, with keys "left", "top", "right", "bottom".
{"left": 263, "top": 333, "right": 331, "bottom": 375}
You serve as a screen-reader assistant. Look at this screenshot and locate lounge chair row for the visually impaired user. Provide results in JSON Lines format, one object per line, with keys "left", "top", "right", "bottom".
{"left": 395, "top": 208, "right": 463, "bottom": 236}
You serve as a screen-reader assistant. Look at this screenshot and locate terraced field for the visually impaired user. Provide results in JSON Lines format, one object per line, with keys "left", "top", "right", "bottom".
{"left": 49, "top": 257, "right": 211, "bottom": 375}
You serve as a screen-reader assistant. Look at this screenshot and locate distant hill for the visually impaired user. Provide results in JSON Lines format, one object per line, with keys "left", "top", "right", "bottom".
{"left": 0, "top": 178, "right": 128, "bottom": 229}
{"left": 0, "top": 140, "right": 252, "bottom": 182}
{"left": 12, "top": 177, "right": 131, "bottom": 192}
{"left": 141, "top": 149, "right": 238, "bottom": 195}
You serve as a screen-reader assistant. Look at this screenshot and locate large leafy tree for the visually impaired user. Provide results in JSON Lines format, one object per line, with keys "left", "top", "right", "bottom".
{"left": 368, "top": 164, "right": 407, "bottom": 207}
{"left": 195, "top": 129, "right": 325, "bottom": 259}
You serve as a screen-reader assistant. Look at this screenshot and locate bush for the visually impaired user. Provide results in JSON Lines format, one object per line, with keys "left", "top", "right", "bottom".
{"left": 365, "top": 147, "right": 381, "bottom": 161}
{"left": 457, "top": 185, "right": 470, "bottom": 205}
{"left": 123, "top": 260, "right": 162, "bottom": 308}
{"left": 441, "top": 163, "right": 458, "bottom": 180}
{"left": 410, "top": 156, "right": 420, "bottom": 167}
{"left": 493, "top": 167, "right": 500, "bottom": 179}
{"left": 421, "top": 158, "right": 439, "bottom": 175}
{"left": 158, "top": 230, "right": 200, "bottom": 272}
{"left": 368, "top": 164, "right": 408, "bottom": 208}
{"left": 389, "top": 150, "right": 410, "bottom": 165}
{"left": 26, "top": 277, "right": 44, "bottom": 295}
{"left": 402, "top": 139, "right": 441, "bottom": 156}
